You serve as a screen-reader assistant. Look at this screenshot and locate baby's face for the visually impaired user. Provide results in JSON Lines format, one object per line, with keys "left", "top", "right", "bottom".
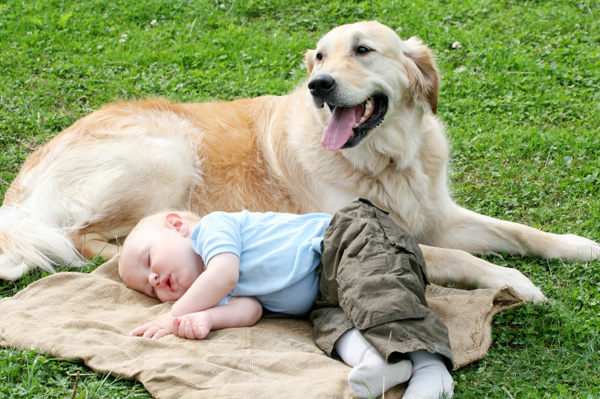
{"left": 120, "top": 220, "right": 203, "bottom": 302}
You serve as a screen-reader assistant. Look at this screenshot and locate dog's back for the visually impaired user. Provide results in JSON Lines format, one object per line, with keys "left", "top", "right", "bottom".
{"left": 0, "top": 97, "right": 297, "bottom": 278}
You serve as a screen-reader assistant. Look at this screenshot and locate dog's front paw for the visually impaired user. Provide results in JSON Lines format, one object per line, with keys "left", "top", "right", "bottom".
{"left": 493, "top": 267, "right": 546, "bottom": 304}
{"left": 559, "top": 234, "right": 600, "bottom": 263}
{"left": 514, "top": 282, "right": 546, "bottom": 305}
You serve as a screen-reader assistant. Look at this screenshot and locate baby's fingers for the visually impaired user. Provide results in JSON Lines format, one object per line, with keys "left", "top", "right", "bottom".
{"left": 177, "top": 318, "right": 198, "bottom": 339}
{"left": 151, "top": 328, "right": 172, "bottom": 340}
{"left": 173, "top": 317, "right": 209, "bottom": 340}
{"left": 172, "top": 317, "right": 182, "bottom": 335}
{"left": 173, "top": 317, "right": 190, "bottom": 338}
{"left": 192, "top": 323, "right": 210, "bottom": 340}
{"left": 130, "top": 322, "right": 153, "bottom": 336}
{"left": 142, "top": 326, "right": 161, "bottom": 339}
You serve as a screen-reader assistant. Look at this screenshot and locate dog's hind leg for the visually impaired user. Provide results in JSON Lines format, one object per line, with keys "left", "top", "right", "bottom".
{"left": 70, "top": 231, "right": 121, "bottom": 262}
{"left": 0, "top": 102, "right": 202, "bottom": 280}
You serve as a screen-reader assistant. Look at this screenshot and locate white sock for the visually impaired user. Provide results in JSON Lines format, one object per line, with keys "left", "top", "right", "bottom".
{"left": 403, "top": 350, "right": 454, "bottom": 399}
{"left": 334, "top": 328, "right": 412, "bottom": 398}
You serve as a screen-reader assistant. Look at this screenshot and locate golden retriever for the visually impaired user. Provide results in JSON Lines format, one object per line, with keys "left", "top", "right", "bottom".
{"left": 1, "top": 21, "right": 598, "bottom": 302}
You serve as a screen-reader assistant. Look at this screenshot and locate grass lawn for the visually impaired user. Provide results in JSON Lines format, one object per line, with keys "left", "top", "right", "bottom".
{"left": 1, "top": 0, "right": 599, "bottom": 397}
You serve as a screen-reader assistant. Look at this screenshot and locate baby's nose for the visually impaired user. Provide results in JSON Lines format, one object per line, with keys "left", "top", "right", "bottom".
{"left": 149, "top": 273, "right": 159, "bottom": 286}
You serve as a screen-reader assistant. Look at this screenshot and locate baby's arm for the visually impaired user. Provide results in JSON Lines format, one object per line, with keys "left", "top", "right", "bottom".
{"left": 130, "top": 296, "right": 262, "bottom": 340}
{"left": 173, "top": 296, "right": 263, "bottom": 340}
{"left": 171, "top": 252, "right": 240, "bottom": 317}
{"left": 130, "top": 252, "right": 240, "bottom": 339}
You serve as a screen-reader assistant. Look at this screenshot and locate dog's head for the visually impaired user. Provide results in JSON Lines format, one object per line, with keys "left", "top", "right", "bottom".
{"left": 304, "top": 21, "right": 438, "bottom": 151}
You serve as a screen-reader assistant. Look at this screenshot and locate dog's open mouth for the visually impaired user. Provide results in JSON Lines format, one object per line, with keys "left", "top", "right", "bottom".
{"left": 321, "top": 95, "right": 388, "bottom": 151}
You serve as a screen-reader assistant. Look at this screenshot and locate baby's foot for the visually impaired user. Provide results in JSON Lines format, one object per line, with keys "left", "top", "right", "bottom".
{"left": 403, "top": 350, "right": 453, "bottom": 399}
{"left": 348, "top": 350, "right": 412, "bottom": 398}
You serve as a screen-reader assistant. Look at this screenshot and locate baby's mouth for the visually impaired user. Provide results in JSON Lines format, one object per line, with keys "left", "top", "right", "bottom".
{"left": 160, "top": 275, "right": 175, "bottom": 291}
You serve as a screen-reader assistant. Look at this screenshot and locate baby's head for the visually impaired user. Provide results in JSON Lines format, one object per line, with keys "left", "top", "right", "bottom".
{"left": 119, "top": 210, "right": 204, "bottom": 302}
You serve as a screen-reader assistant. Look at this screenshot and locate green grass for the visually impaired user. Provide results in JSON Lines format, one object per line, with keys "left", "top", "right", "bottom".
{"left": 0, "top": 349, "right": 149, "bottom": 399}
{"left": 1, "top": 0, "right": 599, "bottom": 397}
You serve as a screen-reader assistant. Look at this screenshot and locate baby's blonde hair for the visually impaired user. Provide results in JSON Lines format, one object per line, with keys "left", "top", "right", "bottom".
{"left": 118, "top": 209, "right": 202, "bottom": 280}
{"left": 135, "top": 209, "right": 202, "bottom": 229}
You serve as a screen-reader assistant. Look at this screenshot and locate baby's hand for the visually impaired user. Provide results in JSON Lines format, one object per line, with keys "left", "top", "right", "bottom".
{"left": 172, "top": 312, "right": 214, "bottom": 340}
{"left": 130, "top": 312, "right": 175, "bottom": 339}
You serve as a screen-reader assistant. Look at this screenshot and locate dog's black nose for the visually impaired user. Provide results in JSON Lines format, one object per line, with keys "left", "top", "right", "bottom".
{"left": 308, "top": 74, "right": 336, "bottom": 97}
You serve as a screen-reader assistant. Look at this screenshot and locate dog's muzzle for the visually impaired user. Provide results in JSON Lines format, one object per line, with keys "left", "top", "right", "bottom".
{"left": 308, "top": 74, "right": 388, "bottom": 151}
{"left": 308, "top": 74, "right": 336, "bottom": 108}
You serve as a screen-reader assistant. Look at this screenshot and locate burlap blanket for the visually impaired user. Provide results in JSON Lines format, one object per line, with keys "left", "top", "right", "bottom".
{"left": 0, "top": 256, "right": 524, "bottom": 398}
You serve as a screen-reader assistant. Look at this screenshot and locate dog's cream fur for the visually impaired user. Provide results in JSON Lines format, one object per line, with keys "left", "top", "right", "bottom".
{"left": 1, "top": 21, "right": 598, "bottom": 302}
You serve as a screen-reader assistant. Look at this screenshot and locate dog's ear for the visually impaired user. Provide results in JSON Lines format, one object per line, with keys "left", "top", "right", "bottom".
{"left": 402, "top": 37, "right": 439, "bottom": 114}
{"left": 304, "top": 50, "right": 315, "bottom": 75}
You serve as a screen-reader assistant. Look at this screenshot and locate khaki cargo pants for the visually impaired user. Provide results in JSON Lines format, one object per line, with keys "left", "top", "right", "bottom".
{"left": 310, "top": 198, "right": 454, "bottom": 368}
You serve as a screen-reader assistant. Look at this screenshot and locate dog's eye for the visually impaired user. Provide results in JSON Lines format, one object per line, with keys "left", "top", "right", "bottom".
{"left": 356, "top": 46, "right": 372, "bottom": 55}
{"left": 316, "top": 52, "right": 323, "bottom": 61}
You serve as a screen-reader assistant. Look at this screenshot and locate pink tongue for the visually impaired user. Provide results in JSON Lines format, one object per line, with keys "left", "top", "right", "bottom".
{"left": 321, "top": 105, "right": 364, "bottom": 151}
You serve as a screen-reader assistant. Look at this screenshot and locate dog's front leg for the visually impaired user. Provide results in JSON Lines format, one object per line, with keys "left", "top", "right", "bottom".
{"left": 429, "top": 205, "right": 600, "bottom": 263}
{"left": 420, "top": 244, "right": 546, "bottom": 303}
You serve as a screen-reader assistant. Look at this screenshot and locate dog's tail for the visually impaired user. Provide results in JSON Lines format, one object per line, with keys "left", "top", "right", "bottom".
{"left": 0, "top": 206, "right": 85, "bottom": 280}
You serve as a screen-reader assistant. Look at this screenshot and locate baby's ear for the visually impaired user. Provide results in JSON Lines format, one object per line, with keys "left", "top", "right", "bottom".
{"left": 165, "top": 213, "right": 188, "bottom": 235}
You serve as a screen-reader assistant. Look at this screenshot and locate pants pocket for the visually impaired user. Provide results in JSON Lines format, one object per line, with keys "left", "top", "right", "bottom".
{"left": 336, "top": 253, "right": 428, "bottom": 330}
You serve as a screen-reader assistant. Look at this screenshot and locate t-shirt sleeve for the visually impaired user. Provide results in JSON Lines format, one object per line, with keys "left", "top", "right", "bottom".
{"left": 216, "top": 294, "right": 232, "bottom": 307}
{"left": 191, "top": 212, "right": 242, "bottom": 266}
